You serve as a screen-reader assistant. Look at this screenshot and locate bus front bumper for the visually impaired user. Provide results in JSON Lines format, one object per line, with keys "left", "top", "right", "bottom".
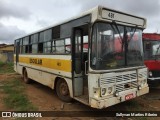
{"left": 90, "top": 86, "right": 149, "bottom": 109}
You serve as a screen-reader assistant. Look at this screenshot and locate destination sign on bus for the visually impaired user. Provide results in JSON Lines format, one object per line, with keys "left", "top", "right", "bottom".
{"left": 101, "top": 9, "right": 145, "bottom": 27}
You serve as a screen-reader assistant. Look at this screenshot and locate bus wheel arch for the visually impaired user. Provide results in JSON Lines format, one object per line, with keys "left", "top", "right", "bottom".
{"left": 55, "top": 77, "right": 72, "bottom": 102}
{"left": 22, "top": 67, "right": 30, "bottom": 84}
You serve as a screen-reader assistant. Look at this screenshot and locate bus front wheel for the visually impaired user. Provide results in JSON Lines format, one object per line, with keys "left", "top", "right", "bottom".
{"left": 23, "top": 69, "right": 30, "bottom": 84}
{"left": 56, "top": 79, "right": 72, "bottom": 102}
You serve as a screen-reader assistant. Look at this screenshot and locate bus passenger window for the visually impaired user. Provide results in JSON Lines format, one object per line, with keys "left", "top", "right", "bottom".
{"left": 32, "top": 44, "right": 38, "bottom": 53}
{"left": 31, "top": 34, "right": 38, "bottom": 44}
{"left": 22, "top": 46, "right": 25, "bottom": 53}
{"left": 38, "top": 43, "right": 43, "bottom": 53}
{"left": 29, "top": 45, "right": 32, "bottom": 53}
{"left": 52, "top": 41, "right": 56, "bottom": 53}
{"left": 44, "top": 29, "right": 52, "bottom": 42}
{"left": 65, "top": 38, "right": 71, "bottom": 53}
{"left": 44, "top": 42, "right": 51, "bottom": 53}
{"left": 40, "top": 32, "right": 44, "bottom": 42}
{"left": 55, "top": 40, "right": 65, "bottom": 53}
{"left": 25, "top": 46, "right": 29, "bottom": 53}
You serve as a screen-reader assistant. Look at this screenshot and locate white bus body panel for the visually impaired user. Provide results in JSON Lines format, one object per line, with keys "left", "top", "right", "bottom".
{"left": 88, "top": 67, "right": 149, "bottom": 109}
{"left": 14, "top": 54, "right": 73, "bottom": 97}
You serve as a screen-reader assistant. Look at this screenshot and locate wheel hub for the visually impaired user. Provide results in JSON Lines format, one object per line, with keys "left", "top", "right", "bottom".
{"left": 60, "top": 82, "right": 69, "bottom": 96}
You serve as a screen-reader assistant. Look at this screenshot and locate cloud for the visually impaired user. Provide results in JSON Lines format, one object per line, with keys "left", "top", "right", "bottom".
{"left": 28, "top": 0, "right": 82, "bottom": 29}
{"left": 0, "top": 1, "right": 31, "bottom": 20}
{"left": 113, "top": 0, "right": 160, "bottom": 17}
{"left": 0, "top": 0, "right": 160, "bottom": 44}
{"left": 76, "top": 0, "right": 160, "bottom": 17}
{"left": 0, "top": 23, "right": 26, "bottom": 44}
{"left": 36, "top": 19, "right": 49, "bottom": 28}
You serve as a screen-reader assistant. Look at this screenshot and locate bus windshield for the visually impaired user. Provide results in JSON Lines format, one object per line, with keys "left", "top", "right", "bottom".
{"left": 91, "top": 22, "right": 143, "bottom": 70}
{"left": 144, "top": 40, "right": 160, "bottom": 60}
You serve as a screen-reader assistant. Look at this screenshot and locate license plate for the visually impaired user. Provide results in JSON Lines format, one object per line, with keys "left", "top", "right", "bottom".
{"left": 125, "top": 93, "right": 134, "bottom": 100}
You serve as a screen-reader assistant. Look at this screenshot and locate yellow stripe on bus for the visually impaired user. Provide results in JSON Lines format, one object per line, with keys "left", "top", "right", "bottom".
{"left": 19, "top": 57, "right": 71, "bottom": 72}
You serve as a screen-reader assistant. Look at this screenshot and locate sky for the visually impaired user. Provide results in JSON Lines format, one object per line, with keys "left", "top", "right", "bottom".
{"left": 0, "top": 0, "right": 160, "bottom": 44}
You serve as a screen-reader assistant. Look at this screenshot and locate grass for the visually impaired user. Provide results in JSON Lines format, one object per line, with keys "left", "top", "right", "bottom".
{"left": 1, "top": 79, "right": 37, "bottom": 111}
{"left": 0, "top": 61, "right": 15, "bottom": 74}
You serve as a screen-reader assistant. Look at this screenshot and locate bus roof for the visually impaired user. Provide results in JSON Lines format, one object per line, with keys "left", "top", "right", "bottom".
{"left": 15, "top": 5, "right": 146, "bottom": 40}
{"left": 143, "top": 33, "right": 160, "bottom": 41}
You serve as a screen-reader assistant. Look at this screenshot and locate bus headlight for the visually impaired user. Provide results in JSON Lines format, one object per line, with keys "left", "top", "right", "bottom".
{"left": 149, "top": 71, "right": 152, "bottom": 77}
{"left": 139, "top": 79, "right": 147, "bottom": 88}
{"left": 108, "top": 87, "right": 113, "bottom": 94}
{"left": 138, "top": 80, "right": 147, "bottom": 90}
{"left": 101, "top": 87, "right": 113, "bottom": 96}
{"left": 101, "top": 88, "right": 107, "bottom": 95}
{"left": 143, "top": 79, "right": 147, "bottom": 85}
{"left": 115, "top": 91, "right": 119, "bottom": 97}
{"left": 138, "top": 85, "right": 142, "bottom": 90}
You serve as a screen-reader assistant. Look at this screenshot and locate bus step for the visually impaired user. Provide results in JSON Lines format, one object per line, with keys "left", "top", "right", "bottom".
{"left": 74, "top": 95, "right": 89, "bottom": 105}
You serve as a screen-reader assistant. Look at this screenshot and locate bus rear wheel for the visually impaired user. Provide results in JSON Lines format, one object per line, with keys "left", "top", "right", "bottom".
{"left": 23, "top": 69, "right": 30, "bottom": 84}
{"left": 56, "top": 79, "right": 72, "bottom": 102}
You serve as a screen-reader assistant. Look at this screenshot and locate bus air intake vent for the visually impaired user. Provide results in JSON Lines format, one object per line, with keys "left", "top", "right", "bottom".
{"left": 100, "top": 71, "right": 137, "bottom": 92}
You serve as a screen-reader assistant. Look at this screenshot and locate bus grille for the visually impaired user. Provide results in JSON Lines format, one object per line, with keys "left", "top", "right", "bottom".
{"left": 100, "top": 71, "right": 138, "bottom": 92}
{"left": 138, "top": 70, "right": 147, "bottom": 79}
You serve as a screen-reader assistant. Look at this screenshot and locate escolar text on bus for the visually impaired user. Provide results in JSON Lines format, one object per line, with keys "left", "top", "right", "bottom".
{"left": 30, "top": 58, "right": 42, "bottom": 65}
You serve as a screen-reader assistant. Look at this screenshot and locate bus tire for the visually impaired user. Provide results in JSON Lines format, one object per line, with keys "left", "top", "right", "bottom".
{"left": 56, "top": 79, "right": 72, "bottom": 102}
{"left": 23, "top": 69, "right": 30, "bottom": 84}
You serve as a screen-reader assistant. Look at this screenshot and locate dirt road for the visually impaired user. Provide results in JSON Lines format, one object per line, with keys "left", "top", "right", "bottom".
{"left": 0, "top": 74, "right": 160, "bottom": 120}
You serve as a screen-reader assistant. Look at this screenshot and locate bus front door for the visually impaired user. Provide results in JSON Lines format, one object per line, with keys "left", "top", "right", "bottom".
{"left": 72, "top": 28, "right": 84, "bottom": 97}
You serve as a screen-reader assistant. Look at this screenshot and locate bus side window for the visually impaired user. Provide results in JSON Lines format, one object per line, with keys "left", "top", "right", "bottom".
{"left": 52, "top": 41, "right": 56, "bottom": 53}
{"left": 65, "top": 38, "right": 71, "bottom": 53}
{"left": 29, "top": 45, "right": 32, "bottom": 53}
{"left": 44, "top": 42, "right": 51, "bottom": 53}
{"left": 38, "top": 43, "right": 43, "bottom": 53}
{"left": 32, "top": 44, "right": 38, "bottom": 53}
{"left": 31, "top": 34, "right": 38, "bottom": 54}
{"left": 25, "top": 46, "right": 29, "bottom": 53}
{"left": 55, "top": 40, "right": 65, "bottom": 53}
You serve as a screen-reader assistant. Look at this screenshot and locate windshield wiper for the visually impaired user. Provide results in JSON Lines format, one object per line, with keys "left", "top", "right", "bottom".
{"left": 126, "top": 26, "right": 137, "bottom": 43}
{"left": 112, "top": 21, "right": 138, "bottom": 43}
{"left": 112, "top": 21, "right": 123, "bottom": 44}
{"left": 112, "top": 21, "right": 138, "bottom": 65}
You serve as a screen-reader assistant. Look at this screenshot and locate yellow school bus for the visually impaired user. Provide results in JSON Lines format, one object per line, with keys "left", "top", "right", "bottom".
{"left": 14, "top": 6, "right": 149, "bottom": 109}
